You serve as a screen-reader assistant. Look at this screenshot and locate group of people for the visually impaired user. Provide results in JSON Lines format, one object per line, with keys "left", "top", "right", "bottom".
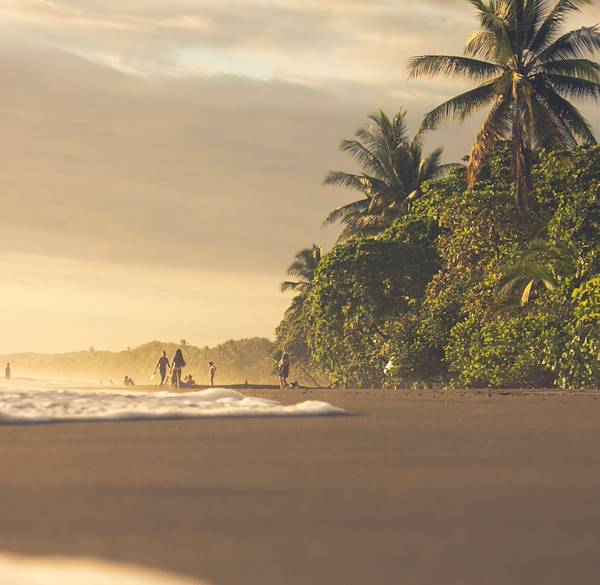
{"left": 153, "top": 350, "right": 217, "bottom": 389}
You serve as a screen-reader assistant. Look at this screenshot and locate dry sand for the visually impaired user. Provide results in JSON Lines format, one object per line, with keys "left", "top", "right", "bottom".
{"left": 0, "top": 388, "right": 600, "bottom": 585}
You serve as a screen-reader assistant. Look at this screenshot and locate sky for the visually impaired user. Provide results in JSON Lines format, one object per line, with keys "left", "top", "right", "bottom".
{"left": 0, "top": 0, "right": 598, "bottom": 353}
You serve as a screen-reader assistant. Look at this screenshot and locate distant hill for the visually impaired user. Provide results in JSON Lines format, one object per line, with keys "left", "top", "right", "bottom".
{"left": 0, "top": 338, "right": 276, "bottom": 385}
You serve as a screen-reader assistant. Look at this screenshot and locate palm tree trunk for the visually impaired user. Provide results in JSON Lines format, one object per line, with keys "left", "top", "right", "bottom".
{"left": 512, "top": 99, "right": 532, "bottom": 218}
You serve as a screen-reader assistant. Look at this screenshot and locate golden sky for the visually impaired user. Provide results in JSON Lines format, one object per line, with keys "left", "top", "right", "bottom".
{"left": 0, "top": 0, "right": 598, "bottom": 352}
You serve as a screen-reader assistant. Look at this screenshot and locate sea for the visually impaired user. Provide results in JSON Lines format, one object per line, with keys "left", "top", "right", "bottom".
{"left": 0, "top": 378, "right": 344, "bottom": 424}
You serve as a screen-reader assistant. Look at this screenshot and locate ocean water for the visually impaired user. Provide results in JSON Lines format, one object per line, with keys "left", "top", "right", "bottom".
{"left": 0, "top": 380, "right": 345, "bottom": 424}
{"left": 0, "top": 554, "right": 211, "bottom": 584}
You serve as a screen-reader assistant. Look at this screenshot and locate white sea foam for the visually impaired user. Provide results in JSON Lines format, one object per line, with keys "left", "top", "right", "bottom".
{"left": 0, "top": 554, "right": 211, "bottom": 585}
{"left": 0, "top": 384, "right": 345, "bottom": 424}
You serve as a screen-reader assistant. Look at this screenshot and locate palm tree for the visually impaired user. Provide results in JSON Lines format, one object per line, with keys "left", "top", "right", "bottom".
{"left": 323, "top": 109, "right": 452, "bottom": 241}
{"left": 281, "top": 244, "right": 323, "bottom": 294}
{"left": 497, "top": 239, "right": 574, "bottom": 306}
{"left": 408, "top": 0, "right": 600, "bottom": 216}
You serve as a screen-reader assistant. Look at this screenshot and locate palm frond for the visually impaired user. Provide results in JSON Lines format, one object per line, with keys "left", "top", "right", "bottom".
{"left": 420, "top": 77, "right": 504, "bottom": 131}
{"left": 465, "top": 30, "right": 499, "bottom": 60}
{"left": 339, "top": 139, "right": 387, "bottom": 178}
{"left": 467, "top": 90, "right": 513, "bottom": 185}
{"left": 407, "top": 55, "right": 502, "bottom": 80}
{"left": 539, "top": 58, "right": 600, "bottom": 81}
{"left": 530, "top": 0, "right": 593, "bottom": 53}
{"left": 533, "top": 78, "right": 597, "bottom": 143}
{"left": 498, "top": 261, "right": 558, "bottom": 305}
{"left": 420, "top": 147, "right": 444, "bottom": 180}
{"left": 545, "top": 74, "right": 600, "bottom": 101}
{"left": 284, "top": 293, "right": 307, "bottom": 316}
{"left": 322, "top": 199, "right": 370, "bottom": 227}
{"left": 538, "top": 25, "right": 600, "bottom": 62}
{"left": 467, "top": 0, "right": 516, "bottom": 62}
{"left": 523, "top": 0, "right": 549, "bottom": 48}
{"left": 281, "top": 280, "right": 302, "bottom": 293}
{"left": 323, "top": 171, "right": 371, "bottom": 193}
{"left": 525, "top": 90, "right": 573, "bottom": 149}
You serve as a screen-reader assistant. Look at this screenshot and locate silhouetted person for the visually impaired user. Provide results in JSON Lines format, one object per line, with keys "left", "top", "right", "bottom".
{"left": 154, "top": 351, "right": 171, "bottom": 387}
{"left": 5, "top": 363, "right": 10, "bottom": 380}
{"left": 209, "top": 361, "right": 217, "bottom": 386}
{"left": 171, "top": 349, "right": 186, "bottom": 389}
{"left": 278, "top": 353, "right": 290, "bottom": 389}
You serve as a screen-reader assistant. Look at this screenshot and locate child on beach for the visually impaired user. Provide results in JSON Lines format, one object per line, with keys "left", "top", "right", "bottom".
{"left": 209, "top": 362, "right": 217, "bottom": 386}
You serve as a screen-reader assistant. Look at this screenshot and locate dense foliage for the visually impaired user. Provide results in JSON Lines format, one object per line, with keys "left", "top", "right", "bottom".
{"left": 275, "top": 0, "right": 600, "bottom": 390}
{"left": 276, "top": 143, "right": 600, "bottom": 389}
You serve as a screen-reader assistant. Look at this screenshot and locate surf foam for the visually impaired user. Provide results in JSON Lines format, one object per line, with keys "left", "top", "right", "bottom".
{"left": 0, "top": 386, "right": 345, "bottom": 424}
{"left": 0, "top": 554, "right": 211, "bottom": 585}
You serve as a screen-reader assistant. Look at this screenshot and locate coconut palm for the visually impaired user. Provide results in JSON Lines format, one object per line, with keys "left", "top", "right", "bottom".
{"left": 281, "top": 244, "right": 323, "bottom": 293}
{"left": 323, "top": 109, "right": 453, "bottom": 242}
{"left": 498, "top": 239, "right": 574, "bottom": 306}
{"left": 408, "top": 0, "right": 600, "bottom": 216}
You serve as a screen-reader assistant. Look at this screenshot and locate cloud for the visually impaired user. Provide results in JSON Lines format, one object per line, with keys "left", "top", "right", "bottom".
{"left": 0, "top": 0, "right": 598, "bottom": 351}
{"left": 0, "top": 0, "right": 474, "bottom": 78}
{"left": 0, "top": 41, "right": 419, "bottom": 276}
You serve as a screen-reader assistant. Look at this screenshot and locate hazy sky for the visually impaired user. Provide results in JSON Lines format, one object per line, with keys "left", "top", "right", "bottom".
{"left": 0, "top": 0, "right": 598, "bottom": 353}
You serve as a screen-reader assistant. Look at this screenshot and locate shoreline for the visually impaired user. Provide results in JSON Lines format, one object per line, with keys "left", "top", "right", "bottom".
{"left": 1, "top": 390, "right": 600, "bottom": 584}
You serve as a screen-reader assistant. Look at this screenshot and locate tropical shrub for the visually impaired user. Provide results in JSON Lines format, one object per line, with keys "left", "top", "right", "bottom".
{"left": 549, "top": 277, "right": 600, "bottom": 389}
{"left": 445, "top": 310, "right": 561, "bottom": 388}
{"left": 306, "top": 238, "right": 438, "bottom": 387}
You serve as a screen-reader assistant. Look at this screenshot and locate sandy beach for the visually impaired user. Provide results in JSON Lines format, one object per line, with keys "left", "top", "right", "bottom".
{"left": 1, "top": 388, "right": 600, "bottom": 585}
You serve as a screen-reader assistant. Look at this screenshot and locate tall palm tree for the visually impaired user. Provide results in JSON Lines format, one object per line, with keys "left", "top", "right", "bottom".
{"left": 323, "top": 109, "right": 452, "bottom": 242}
{"left": 281, "top": 244, "right": 323, "bottom": 294}
{"left": 408, "top": 0, "right": 600, "bottom": 215}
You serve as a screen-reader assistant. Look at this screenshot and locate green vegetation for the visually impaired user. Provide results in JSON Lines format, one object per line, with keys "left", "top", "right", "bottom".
{"left": 1, "top": 338, "right": 275, "bottom": 385}
{"left": 409, "top": 0, "right": 600, "bottom": 216}
{"left": 323, "top": 109, "right": 453, "bottom": 241}
{"left": 277, "top": 140, "right": 600, "bottom": 389}
{"left": 274, "top": 0, "right": 600, "bottom": 390}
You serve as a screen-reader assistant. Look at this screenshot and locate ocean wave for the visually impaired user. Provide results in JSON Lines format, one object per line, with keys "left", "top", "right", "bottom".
{"left": 0, "top": 553, "right": 211, "bottom": 585}
{"left": 0, "top": 387, "right": 345, "bottom": 424}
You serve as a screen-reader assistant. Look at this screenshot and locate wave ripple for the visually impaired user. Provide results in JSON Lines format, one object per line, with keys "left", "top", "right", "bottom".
{"left": 0, "top": 387, "right": 345, "bottom": 424}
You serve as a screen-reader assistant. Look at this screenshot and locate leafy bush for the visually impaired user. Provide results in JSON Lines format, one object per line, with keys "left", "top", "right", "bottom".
{"left": 306, "top": 238, "right": 438, "bottom": 387}
{"left": 445, "top": 311, "right": 561, "bottom": 388}
{"left": 550, "top": 277, "right": 600, "bottom": 389}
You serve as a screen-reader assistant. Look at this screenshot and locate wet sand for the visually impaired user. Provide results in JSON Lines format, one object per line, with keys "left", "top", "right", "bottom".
{"left": 1, "top": 388, "right": 600, "bottom": 585}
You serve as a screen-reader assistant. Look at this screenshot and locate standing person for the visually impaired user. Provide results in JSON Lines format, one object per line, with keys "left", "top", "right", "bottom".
{"left": 278, "top": 353, "right": 290, "bottom": 389}
{"left": 153, "top": 351, "right": 171, "bottom": 387}
{"left": 171, "top": 348, "right": 186, "bottom": 389}
{"left": 4, "top": 363, "right": 10, "bottom": 380}
{"left": 209, "top": 362, "right": 217, "bottom": 386}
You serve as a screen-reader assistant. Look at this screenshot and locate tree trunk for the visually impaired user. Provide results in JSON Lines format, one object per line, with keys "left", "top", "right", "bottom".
{"left": 512, "top": 102, "right": 533, "bottom": 218}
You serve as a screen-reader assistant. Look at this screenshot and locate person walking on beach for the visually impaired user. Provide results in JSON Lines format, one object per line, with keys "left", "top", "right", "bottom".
{"left": 278, "top": 353, "right": 290, "bottom": 389}
{"left": 171, "top": 348, "right": 186, "bottom": 389}
{"left": 154, "top": 351, "right": 170, "bottom": 387}
{"left": 5, "top": 363, "right": 10, "bottom": 380}
{"left": 209, "top": 362, "right": 217, "bottom": 386}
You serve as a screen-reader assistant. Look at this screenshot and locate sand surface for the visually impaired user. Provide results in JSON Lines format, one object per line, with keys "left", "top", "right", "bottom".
{"left": 1, "top": 388, "right": 600, "bottom": 585}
